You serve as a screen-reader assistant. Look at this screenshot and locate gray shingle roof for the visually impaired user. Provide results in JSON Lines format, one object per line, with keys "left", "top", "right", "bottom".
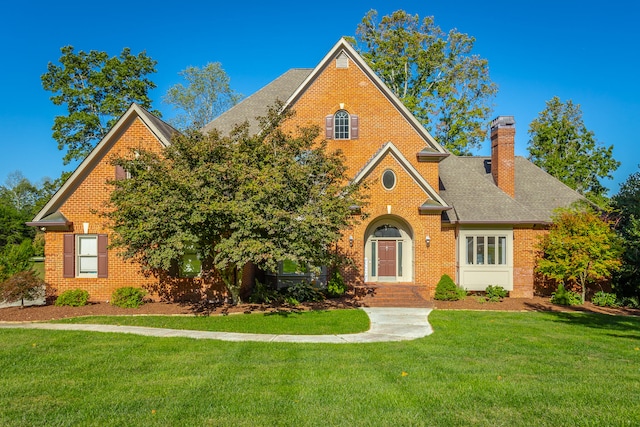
{"left": 439, "top": 156, "right": 584, "bottom": 224}
{"left": 202, "top": 68, "right": 313, "bottom": 136}
{"left": 138, "top": 107, "right": 179, "bottom": 144}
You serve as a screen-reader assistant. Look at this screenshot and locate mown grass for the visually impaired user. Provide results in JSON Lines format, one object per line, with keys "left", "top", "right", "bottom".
{"left": 1, "top": 310, "right": 639, "bottom": 426}
{"left": 51, "top": 309, "right": 370, "bottom": 335}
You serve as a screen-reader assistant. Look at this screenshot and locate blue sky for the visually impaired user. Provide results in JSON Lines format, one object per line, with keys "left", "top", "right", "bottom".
{"left": 1, "top": 0, "right": 638, "bottom": 195}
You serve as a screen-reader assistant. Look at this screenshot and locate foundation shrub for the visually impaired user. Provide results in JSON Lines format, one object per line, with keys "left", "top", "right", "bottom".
{"left": 485, "top": 285, "right": 508, "bottom": 302}
{"left": 326, "top": 270, "right": 347, "bottom": 298}
{"left": 285, "top": 282, "right": 325, "bottom": 303}
{"left": 55, "top": 289, "right": 90, "bottom": 307}
{"left": 591, "top": 291, "right": 618, "bottom": 307}
{"left": 111, "top": 287, "right": 146, "bottom": 308}
{"left": 551, "top": 283, "right": 582, "bottom": 306}
{"left": 434, "top": 274, "right": 467, "bottom": 301}
{"left": 249, "top": 281, "right": 282, "bottom": 304}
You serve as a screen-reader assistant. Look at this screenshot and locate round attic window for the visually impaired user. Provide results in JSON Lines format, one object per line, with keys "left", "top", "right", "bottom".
{"left": 382, "top": 169, "right": 396, "bottom": 190}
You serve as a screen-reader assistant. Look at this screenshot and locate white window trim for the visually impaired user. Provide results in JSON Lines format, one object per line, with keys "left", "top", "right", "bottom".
{"left": 382, "top": 169, "right": 397, "bottom": 191}
{"left": 76, "top": 234, "right": 98, "bottom": 278}
{"left": 364, "top": 219, "right": 413, "bottom": 283}
{"left": 334, "top": 110, "right": 350, "bottom": 140}
{"left": 458, "top": 228, "right": 513, "bottom": 291}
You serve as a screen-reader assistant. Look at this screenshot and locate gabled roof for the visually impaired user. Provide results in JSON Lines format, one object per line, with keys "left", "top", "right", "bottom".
{"left": 202, "top": 69, "right": 312, "bottom": 136}
{"left": 31, "top": 103, "right": 177, "bottom": 222}
{"left": 439, "top": 156, "right": 584, "bottom": 224}
{"left": 284, "top": 38, "right": 447, "bottom": 154}
{"left": 352, "top": 142, "right": 450, "bottom": 212}
{"left": 202, "top": 38, "right": 447, "bottom": 155}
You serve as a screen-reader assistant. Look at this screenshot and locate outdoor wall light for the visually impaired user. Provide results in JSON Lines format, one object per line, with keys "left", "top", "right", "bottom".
{"left": 349, "top": 235, "right": 354, "bottom": 247}
{"left": 425, "top": 235, "right": 431, "bottom": 247}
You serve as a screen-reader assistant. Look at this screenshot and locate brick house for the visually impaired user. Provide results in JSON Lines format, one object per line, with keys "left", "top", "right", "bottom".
{"left": 29, "top": 39, "right": 583, "bottom": 302}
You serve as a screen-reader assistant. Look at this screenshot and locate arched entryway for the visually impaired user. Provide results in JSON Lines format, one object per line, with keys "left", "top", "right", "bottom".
{"left": 364, "top": 216, "right": 413, "bottom": 282}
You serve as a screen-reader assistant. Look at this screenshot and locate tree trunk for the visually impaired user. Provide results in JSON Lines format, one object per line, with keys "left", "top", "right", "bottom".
{"left": 220, "top": 265, "right": 242, "bottom": 305}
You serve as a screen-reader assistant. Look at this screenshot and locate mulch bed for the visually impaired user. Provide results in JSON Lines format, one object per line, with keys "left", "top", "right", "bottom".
{"left": 0, "top": 295, "right": 638, "bottom": 322}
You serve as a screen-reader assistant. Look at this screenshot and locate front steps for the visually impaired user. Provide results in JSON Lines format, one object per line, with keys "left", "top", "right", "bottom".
{"left": 354, "top": 284, "right": 432, "bottom": 308}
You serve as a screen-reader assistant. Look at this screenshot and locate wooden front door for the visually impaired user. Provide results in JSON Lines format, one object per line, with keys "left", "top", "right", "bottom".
{"left": 378, "top": 240, "right": 396, "bottom": 277}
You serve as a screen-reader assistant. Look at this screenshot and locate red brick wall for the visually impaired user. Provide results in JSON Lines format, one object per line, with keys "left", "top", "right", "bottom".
{"left": 512, "top": 228, "right": 547, "bottom": 298}
{"left": 43, "top": 117, "right": 217, "bottom": 302}
{"left": 490, "top": 125, "right": 516, "bottom": 198}
{"left": 285, "top": 55, "right": 440, "bottom": 187}
{"left": 286, "top": 54, "right": 451, "bottom": 296}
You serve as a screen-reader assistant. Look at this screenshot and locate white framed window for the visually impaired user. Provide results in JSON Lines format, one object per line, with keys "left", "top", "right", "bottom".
{"left": 77, "top": 235, "right": 98, "bottom": 276}
{"left": 334, "top": 110, "right": 350, "bottom": 139}
{"left": 465, "top": 235, "right": 507, "bottom": 265}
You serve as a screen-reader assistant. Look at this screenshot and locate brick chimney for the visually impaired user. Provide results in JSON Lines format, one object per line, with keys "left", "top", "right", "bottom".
{"left": 490, "top": 116, "right": 516, "bottom": 198}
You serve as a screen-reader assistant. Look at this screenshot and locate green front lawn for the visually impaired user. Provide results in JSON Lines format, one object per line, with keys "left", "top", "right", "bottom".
{"left": 52, "top": 309, "right": 370, "bottom": 335}
{"left": 1, "top": 310, "right": 639, "bottom": 426}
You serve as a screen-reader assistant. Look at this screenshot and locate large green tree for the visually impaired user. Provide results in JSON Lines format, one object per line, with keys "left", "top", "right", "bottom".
{"left": 106, "top": 106, "right": 364, "bottom": 303}
{"left": 350, "top": 9, "right": 497, "bottom": 155}
{"left": 612, "top": 168, "right": 640, "bottom": 298}
{"left": 0, "top": 172, "right": 58, "bottom": 249}
{"left": 164, "top": 62, "right": 243, "bottom": 130}
{"left": 528, "top": 97, "right": 619, "bottom": 205}
{"left": 42, "top": 46, "right": 159, "bottom": 164}
{"left": 537, "top": 208, "right": 622, "bottom": 303}
{"left": 612, "top": 167, "right": 640, "bottom": 227}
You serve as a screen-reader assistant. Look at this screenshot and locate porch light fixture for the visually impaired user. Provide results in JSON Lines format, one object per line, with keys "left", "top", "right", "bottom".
{"left": 425, "top": 235, "right": 431, "bottom": 247}
{"left": 349, "top": 235, "right": 354, "bottom": 247}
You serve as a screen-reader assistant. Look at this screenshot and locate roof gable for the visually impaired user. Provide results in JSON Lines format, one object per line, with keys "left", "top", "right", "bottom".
{"left": 31, "top": 103, "right": 176, "bottom": 222}
{"left": 353, "top": 142, "right": 449, "bottom": 210}
{"left": 284, "top": 38, "right": 447, "bottom": 154}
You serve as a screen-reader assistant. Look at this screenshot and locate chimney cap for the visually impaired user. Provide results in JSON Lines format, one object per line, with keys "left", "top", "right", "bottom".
{"left": 490, "top": 116, "right": 515, "bottom": 130}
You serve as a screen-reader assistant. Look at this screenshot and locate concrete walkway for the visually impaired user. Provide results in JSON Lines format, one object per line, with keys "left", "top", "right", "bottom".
{"left": 0, "top": 307, "right": 433, "bottom": 343}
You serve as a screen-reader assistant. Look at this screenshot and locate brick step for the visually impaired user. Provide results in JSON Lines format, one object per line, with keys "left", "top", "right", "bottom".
{"left": 355, "top": 285, "right": 433, "bottom": 308}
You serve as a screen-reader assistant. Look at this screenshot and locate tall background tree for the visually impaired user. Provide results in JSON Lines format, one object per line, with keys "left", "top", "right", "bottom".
{"left": 106, "top": 106, "right": 364, "bottom": 303}
{"left": 163, "top": 62, "right": 243, "bottom": 130}
{"left": 350, "top": 9, "right": 497, "bottom": 155}
{"left": 528, "top": 97, "right": 619, "bottom": 206}
{"left": 42, "top": 46, "right": 159, "bottom": 164}
{"left": 612, "top": 167, "right": 640, "bottom": 300}
{"left": 0, "top": 171, "right": 58, "bottom": 251}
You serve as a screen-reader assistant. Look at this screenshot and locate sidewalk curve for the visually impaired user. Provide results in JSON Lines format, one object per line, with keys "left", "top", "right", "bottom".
{"left": 0, "top": 307, "right": 433, "bottom": 343}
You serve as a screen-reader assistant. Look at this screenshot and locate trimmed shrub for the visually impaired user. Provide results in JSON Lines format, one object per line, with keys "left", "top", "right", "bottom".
{"left": 110, "top": 287, "right": 146, "bottom": 308}
{"left": 326, "top": 270, "right": 347, "bottom": 298}
{"left": 55, "top": 289, "right": 90, "bottom": 307}
{"left": 551, "top": 283, "right": 582, "bottom": 306}
{"left": 434, "top": 274, "right": 466, "bottom": 301}
{"left": 485, "top": 285, "right": 508, "bottom": 302}
{"left": 591, "top": 291, "right": 619, "bottom": 307}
